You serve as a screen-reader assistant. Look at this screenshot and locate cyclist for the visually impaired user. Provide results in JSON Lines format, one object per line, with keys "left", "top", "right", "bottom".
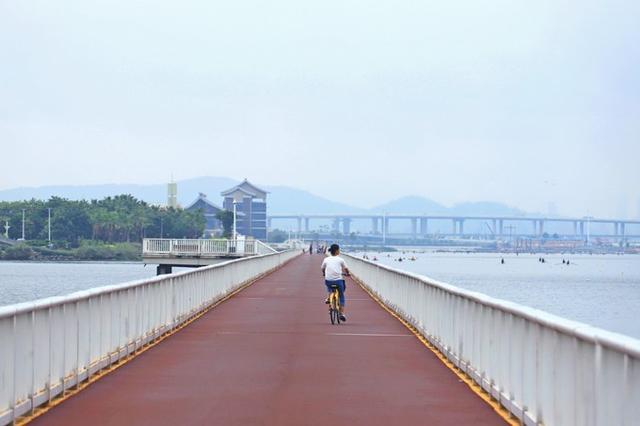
{"left": 321, "top": 243, "right": 350, "bottom": 322}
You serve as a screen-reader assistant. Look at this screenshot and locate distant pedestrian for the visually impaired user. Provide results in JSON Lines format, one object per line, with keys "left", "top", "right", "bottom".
{"left": 501, "top": 258, "right": 505, "bottom": 264}
{"left": 309, "top": 243, "right": 313, "bottom": 255}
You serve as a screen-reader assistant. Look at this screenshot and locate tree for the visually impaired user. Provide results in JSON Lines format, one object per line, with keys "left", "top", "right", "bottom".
{"left": 268, "top": 229, "right": 288, "bottom": 243}
{"left": 216, "top": 210, "right": 234, "bottom": 238}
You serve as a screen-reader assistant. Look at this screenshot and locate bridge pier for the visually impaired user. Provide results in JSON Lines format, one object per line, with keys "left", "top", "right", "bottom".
{"left": 498, "top": 219, "right": 504, "bottom": 237}
{"left": 573, "top": 221, "right": 578, "bottom": 237}
{"left": 451, "top": 219, "right": 464, "bottom": 235}
{"left": 342, "top": 218, "right": 351, "bottom": 235}
{"left": 420, "top": 218, "right": 428, "bottom": 236}
{"left": 371, "top": 217, "right": 379, "bottom": 234}
{"left": 156, "top": 264, "right": 172, "bottom": 275}
{"left": 332, "top": 218, "right": 340, "bottom": 232}
{"left": 304, "top": 217, "right": 310, "bottom": 233}
{"left": 296, "top": 217, "right": 302, "bottom": 234}
{"left": 580, "top": 221, "right": 585, "bottom": 236}
{"left": 411, "top": 218, "right": 417, "bottom": 239}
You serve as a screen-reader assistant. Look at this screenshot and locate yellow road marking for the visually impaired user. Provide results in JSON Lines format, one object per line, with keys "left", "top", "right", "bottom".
{"left": 352, "top": 276, "right": 519, "bottom": 426}
{"left": 16, "top": 259, "right": 296, "bottom": 425}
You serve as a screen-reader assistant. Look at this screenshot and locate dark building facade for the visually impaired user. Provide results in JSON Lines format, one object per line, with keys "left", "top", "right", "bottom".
{"left": 221, "top": 180, "right": 268, "bottom": 240}
{"left": 185, "top": 193, "right": 224, "bottom": 237}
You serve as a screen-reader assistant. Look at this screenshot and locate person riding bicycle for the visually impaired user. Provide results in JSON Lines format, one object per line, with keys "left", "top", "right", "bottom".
{"left": 321, "top": 243, "right": 350, "bottom": 322}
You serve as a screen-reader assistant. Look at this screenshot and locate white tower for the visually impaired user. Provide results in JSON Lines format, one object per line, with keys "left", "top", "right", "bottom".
{"left": 167, "top": 181, "right": 178, "bottom": 208}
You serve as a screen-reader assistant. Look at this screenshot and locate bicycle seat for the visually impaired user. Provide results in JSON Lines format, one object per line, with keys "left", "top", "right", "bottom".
{"left": 329, "top": 284, "right": 339, "bottom": 289}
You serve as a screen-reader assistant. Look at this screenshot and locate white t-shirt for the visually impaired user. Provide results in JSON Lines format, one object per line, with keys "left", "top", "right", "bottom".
{"left": 322, "top": 256, "right": 347, "bottom": 281}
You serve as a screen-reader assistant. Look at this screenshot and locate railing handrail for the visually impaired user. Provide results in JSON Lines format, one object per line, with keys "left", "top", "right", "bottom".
{"left": 344, "top": 254, "right": 640, "bottom": 357}
{"left": 142, "top": 238, "right": 273, "bottom": 256}
{"left": 0, "top": 256, "right": 249, "bottom": 320}
{"left": 343, "top": 253, "right": 640, "bottom": 425}
{"left": 255, "top": 240, "right": 277, "bottom": 254}
{"left": 0, "top": 250, "right": 300, "bottom": 425}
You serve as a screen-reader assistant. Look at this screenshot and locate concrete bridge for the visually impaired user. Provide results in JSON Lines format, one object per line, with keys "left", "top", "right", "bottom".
{"left": 142, "top": 237, "right": 277, "bottom": 274}
{"left": 1, "top": 252, "right": 639, "bottom": 425}
{"left": 268, "top": 214, "right": 640, "bottom": 239}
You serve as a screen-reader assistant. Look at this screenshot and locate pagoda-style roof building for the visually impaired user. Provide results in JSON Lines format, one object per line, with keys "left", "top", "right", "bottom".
{"left": 185, "top": 193, "right": 225, "bottom": 237}
{"left": 220, "top": 179, "right": 268, "bottom": 202}
{"left": 186, "top": 192, "right": 224, "bottom": 212}
{"left": 220, "top": 179, "right": 268, "bottom": 240}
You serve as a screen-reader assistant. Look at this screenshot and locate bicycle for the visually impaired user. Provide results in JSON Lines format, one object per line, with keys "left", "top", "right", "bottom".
{"left": 328, "top": 283, "right": 341, "bottom": 325}
{"left": 327, "top": 272, "right": 348, "bottom": 325}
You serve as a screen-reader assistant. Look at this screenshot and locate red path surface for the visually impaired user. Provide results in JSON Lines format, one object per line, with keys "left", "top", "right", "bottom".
{"left": 31, "top": 255, "right": 505, "bottom": 426}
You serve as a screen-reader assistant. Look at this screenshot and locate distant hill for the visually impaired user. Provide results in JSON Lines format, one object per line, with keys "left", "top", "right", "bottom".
{"left": 0, "top": 178, "right": 529, "bottom": 218}
{"left": 371, "top": 196, "right": 525, "bottom": 217}
{"left": 265, "top": 185, "right": 364, "bottom": 215}
{"left": 449, "top": 201, "right": 527, "bottom": 217}
{"left": 0, "top": 177, "right": 363, "bottom": 215}
{"left": 371, "top": 196, "right": 449, "bottom": 215}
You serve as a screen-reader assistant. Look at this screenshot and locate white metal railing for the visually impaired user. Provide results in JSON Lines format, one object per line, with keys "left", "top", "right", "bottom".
{"left": 0, "top": 250, "right": 298, "bottom": 425}
{"left": 142, "top": 238, "right": 277, "bottom": 257}
{"left": 344, "top": 254, "right": 640, "bottom": 426}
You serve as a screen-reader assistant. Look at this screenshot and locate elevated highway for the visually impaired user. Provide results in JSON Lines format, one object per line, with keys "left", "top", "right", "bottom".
{"left": 268, "top": 214, "right": 640, "bottom": 239}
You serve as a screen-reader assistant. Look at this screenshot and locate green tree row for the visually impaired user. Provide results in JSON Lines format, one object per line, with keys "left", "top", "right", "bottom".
{"left": 0, "top": 195, "right": 205, "bottom": 246}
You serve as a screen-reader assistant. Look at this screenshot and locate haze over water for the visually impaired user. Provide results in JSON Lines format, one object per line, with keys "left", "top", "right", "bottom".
{"left": 356, "top": 251, "right": 640, "bottom": 339}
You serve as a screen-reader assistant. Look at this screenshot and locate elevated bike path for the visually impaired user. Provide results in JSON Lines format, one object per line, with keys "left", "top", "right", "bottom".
{"left": 30, "top": 254, "right": 507, "bottom": 425}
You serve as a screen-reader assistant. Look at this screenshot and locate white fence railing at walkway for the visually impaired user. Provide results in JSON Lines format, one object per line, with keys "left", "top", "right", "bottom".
{"left": 142, "top": 238, "right": 277, "bottom": 257}
{"left": 0, "top": 250, "right": 299, "bottom": 425}
{"left": 344, "top": 254, "right": 640, "bottom": 426}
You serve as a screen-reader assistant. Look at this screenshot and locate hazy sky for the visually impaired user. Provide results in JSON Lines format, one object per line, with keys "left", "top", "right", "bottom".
{"left": 1, "top": 0, "right": 639, "bottom": 217}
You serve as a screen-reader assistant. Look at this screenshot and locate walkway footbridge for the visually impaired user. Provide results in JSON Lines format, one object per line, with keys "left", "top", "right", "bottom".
{"left": 0, "top": 250, "right": 298, "bottom": 425}
{"left": 1, "top": 252, "right": 638, "bottom": 425}
{"left": 345, "top": 254, "right": 640, "bottom": 425}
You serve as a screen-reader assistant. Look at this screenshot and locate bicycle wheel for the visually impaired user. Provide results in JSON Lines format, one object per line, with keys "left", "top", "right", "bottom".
{"left": 332, "top": 291, "right": 341, "bottom": 325}
{"left": 329, "top": 306, "right": 335, "bottom": 324}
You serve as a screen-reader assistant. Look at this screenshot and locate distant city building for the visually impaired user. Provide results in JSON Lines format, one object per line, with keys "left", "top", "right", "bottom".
{"left": 185, "top": 193, "right": 224, "bottom": 237}
{"left": 167, "top": 181, "right": 178, "bottom": 208}
{"left": 221, "top": 179, "right": 268, "bottom": 239}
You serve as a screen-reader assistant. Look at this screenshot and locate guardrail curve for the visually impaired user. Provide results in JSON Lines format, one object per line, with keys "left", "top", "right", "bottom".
{"left": 344, "top": 253, "right": 640, "bottom": 426}
{"left": 0, "top": 250, "right": 298, "bottom": 425}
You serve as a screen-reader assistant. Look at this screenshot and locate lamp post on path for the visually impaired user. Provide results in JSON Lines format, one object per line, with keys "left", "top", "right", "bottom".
{"left": 232, "top": 201, "right": 237, "bottom": 241}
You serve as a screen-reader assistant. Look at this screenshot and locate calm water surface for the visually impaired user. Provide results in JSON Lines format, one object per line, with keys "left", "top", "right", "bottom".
{"left": 2, "top": 255, "right": 639, "bottom": 340}
{"left": 355, "top": 252, "right": 640, "bottom": 339}
{"left": 0, "top": 261, "right": 162, "bottom": 306}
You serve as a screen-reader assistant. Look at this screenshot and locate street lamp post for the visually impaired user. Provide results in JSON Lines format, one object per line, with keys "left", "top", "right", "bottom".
{"left": 232, "top": 201, "right": 237, "bottom": 241}
{"left": 585, "top": 216, "right": 593, "bottom": 245}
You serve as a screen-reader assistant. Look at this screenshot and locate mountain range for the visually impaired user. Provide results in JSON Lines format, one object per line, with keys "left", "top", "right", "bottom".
{"left": 0, "top": 176, "right": 530, "bottom": 217}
